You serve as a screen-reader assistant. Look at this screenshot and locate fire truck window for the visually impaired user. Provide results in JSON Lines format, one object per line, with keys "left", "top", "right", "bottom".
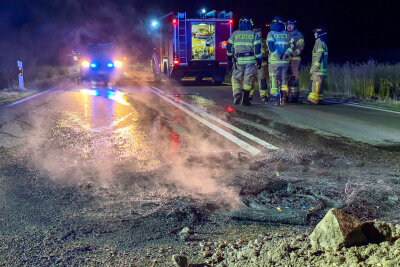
{"left": 191, "top": 23, "right": 215, "bottom": 60}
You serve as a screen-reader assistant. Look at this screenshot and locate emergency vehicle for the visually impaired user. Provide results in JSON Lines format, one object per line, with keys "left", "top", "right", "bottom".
{"left": 80, "top": 43, "right": 124, "bottom": 85}
{"left": 151, "top": 11, "right": 233, "bottom": 85}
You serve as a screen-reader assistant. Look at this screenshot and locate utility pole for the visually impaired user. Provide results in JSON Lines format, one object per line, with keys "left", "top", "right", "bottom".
{"left": 17, "top": 60, "right": 24, "bottom": 90}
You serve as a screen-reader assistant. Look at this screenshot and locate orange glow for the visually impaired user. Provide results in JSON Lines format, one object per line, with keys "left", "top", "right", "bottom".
{"left": 81, "top": 60, "right": 90, "bottom": 68}
{"left": 114, "top": 60, "right": 123, "bottom": 68}
{"left": 173, "top": 19, "right": 177, "bottom": 25}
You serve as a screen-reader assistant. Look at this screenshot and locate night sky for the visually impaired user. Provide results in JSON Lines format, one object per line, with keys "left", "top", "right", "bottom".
{"left": 0, "top": 0, "right": 398, "bottom": 83}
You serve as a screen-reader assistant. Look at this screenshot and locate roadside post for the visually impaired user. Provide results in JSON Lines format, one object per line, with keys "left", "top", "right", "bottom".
{"left": 17, "top": 60, "right": 24, "bottom": 90}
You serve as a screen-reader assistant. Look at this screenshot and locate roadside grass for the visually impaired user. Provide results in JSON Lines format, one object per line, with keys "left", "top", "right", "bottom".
{"left": 0, "top": 88, "right": 38, "bottom": 105}
{"left": 299, "top": 61, "right": 400, "bottom": 110}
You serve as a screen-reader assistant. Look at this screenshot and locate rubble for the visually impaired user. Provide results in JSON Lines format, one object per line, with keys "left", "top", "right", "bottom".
{"left": 172, "top": 255, "right": 188, "bottom": 267}
{"left": 309, "top": 208, "right": 367, "bottom": 250}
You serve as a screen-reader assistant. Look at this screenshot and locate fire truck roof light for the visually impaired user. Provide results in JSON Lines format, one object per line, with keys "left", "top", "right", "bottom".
{"left": 151, "top": 20, "right": 159, "bottom": 27}
{"left": 173, "top": 58, "right": 179, "bottom": 65}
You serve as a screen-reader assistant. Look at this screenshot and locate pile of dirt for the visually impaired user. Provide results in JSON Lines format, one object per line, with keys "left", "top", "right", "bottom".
{"left": 174, "top": 209, "right": 400, "bottom": 266}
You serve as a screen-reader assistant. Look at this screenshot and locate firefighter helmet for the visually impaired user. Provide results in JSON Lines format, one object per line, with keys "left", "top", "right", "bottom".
{"left": 270, "top": 16, "right": 285, "bottom": 32}
{"left": 313, "top": 26, "right": 328, "bottom": 38}
{"left": 239, "top": 16, "right": 253, "bottom": 31}
{"left": 287, "top": 19, "right": 297, "bottom": 28}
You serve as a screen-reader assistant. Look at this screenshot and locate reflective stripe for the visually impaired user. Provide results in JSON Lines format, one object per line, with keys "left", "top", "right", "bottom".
{"left": 269, "top": 60, "right": 289, "bottom": 64}
{"left": 317, "top": 48, "right": 325, "bottom": 52}
{"left": 234, "top": 42, "right": 253, "bottom": 46}
{"left": 314, "top": 62, "right": 321, "bottom": 66}
{"left": 276, "top": 41, "right": 289, "bottom": 45}
{"left": 237, "top": 56, "right": 256, "bottom": 61}
{"left": 291, "top": 56, "right": 301, "bottom": 60}
{"left": 296, "top": 49, "right": 301, "bottom": 54}
{"left": 255, "top": 53, "right": 262, "bottom": 58}
{"left": 228, "top": 39, "right": 234, "bottom": 44}
{"left": 297, "top": 39, "right": 304, "bottom": 44}
{"left": 254, "top": 40, "right": 261, "bottom": 45}
{"left": 237, "top": 61, "right": 256, "bottom": 64}
{"left": 267, "top": 38, "right": 274, "bottom": 41}
{"left": 243, "top": 84, "right": 252, "bottom": 90}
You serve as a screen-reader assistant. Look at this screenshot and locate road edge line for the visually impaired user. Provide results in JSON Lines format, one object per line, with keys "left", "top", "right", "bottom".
{"left": 147, "top": 87, "right": 262, "bottom": 156}
{"left": 7, "top": 87, "right": 59, "bottom": 107}
{"left": 152, "top": 86, "right": 279, "bottom": 150}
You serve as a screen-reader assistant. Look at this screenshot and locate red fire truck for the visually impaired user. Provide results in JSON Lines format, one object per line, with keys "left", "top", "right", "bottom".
{"left": 151, "top": 11, "right": 233, "bottom": 85}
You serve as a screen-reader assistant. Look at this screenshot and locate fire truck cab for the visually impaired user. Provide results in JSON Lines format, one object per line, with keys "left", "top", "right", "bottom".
{"left": 151, "top": 11, "right": 233, "bottom": 85}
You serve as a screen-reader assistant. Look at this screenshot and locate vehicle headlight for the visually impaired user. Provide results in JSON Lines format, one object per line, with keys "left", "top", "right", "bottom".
{"left": 114, "top": 60, "right": 123, "bottom": 68}
{"left": 81, "top": 60, "right": 90, "bottom": 68}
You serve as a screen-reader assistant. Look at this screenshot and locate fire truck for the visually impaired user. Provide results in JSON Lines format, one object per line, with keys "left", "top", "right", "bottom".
{"left": 151, "top": 11, "right": 233, "bottom": 85}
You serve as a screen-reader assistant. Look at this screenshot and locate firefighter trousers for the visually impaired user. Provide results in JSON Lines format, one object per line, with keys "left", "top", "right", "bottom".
{"left": 268, "top": 63, "right": 289, "bottom": 98}
{"left": 250, "top": 65, "right": 268, "bottom": 98}
{"left": 288, "top": 60, "right": 300, "bottom": 98}
{"left": 308, "top": 73, "right": 325, "bottom": 104}
{"left": 232, "top": 64, "right": 257, "bottom": 96}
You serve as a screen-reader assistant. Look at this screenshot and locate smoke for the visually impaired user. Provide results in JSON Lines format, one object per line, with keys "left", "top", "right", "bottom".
{"left": 9, "top": 79, "right": 242, "bottom": 209}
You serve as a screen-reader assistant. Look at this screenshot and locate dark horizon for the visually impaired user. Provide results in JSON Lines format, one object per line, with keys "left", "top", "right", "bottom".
{"left": 1, "top": 0, "right": 398, "bottom": 84}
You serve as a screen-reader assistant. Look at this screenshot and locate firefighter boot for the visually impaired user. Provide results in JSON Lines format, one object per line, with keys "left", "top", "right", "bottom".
{"left": 242, "top": 90, "right": 251, "bottom": 106}
{"left": 234, "top": 93, "right": 242, "bottom": 105}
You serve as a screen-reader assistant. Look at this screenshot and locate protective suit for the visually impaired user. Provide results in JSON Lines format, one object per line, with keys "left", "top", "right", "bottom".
{"left": 250, "top": 28, "right": 269, "bottom": 102}
{"left": 308, "top": 27, "right": 328, "bottom": 104}
{"left": 227, "top": 17, "right": 262, "bottom": 106}
{"left": 286, "top": 19, "right": 305, "bottom": 103}
{"left": 267, "top": 17, "right": 294, "bottom": 104}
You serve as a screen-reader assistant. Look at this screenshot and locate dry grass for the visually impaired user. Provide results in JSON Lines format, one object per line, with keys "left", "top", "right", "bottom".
{"left": 299, "top": 61, "right": 400, "bottom": 101}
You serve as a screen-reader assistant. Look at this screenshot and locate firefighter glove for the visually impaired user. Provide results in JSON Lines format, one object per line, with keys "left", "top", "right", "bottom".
{"left": 256, "top": 58, "right": 262, "bottom": 69}
{"left": 227, "top": 56, "right": 233, "bottom": 72}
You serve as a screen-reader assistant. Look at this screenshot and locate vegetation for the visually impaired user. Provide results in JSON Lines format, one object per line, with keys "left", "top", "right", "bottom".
{"left": 299, "top": 61, "right": 400, "bottom": 101}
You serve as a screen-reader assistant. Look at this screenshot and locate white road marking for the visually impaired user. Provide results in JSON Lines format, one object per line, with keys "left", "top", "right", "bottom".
{"left": 7, "top": 87, "right": 59, "bottom": 107}
{"left": 148, "top": 87, "right": 262, "bottom": 155}
{"left": 322, "top": 99, "right": 400, "bottom": 115}
{"left": 125, "top": 71, "right": 279, "bottom": 153}
{"left": 151, "top": 86, "right": 279, "bottom": 150}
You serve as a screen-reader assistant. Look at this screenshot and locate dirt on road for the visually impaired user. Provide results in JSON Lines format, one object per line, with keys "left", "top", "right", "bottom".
{"left": 0, "top": 87, "right": 400, "bottom": 266}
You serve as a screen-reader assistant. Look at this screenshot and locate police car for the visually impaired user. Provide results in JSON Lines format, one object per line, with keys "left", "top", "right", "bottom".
{"left": 80, "top": 43, "right": 123, "bottom": 85}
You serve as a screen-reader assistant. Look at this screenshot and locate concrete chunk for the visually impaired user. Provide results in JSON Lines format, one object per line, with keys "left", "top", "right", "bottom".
{"left": 310, "top": 209, "right": 367, "bottom": 250}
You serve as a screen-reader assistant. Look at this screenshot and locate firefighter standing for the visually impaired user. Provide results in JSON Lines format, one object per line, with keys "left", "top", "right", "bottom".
{"left": 267, "top": 17, "right": 294, "bottom": 105}
{"left": 308, "top": 27, "right": 328, "bottom": 104}
{"left": 286, "top": 19, "right": 305, "bottom": 103}
{"left": 250, "top": 27, "right": 269, "bottom": 102}
{"left": 227, "top": 16, "right": 262, "bottom": 106}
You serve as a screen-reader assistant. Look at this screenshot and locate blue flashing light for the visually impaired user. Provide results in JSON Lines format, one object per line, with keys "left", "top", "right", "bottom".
{"left": 151, "top": 20, "right": 159, "bottom": 27}
{"left": 201, "top": 9, "right": 206, "bottom": 13}
{"left": 107, "top": 63, "right": 114, "bottom": 68}
{"left": 90, "top": 63, "right": 97, "bottom": 68}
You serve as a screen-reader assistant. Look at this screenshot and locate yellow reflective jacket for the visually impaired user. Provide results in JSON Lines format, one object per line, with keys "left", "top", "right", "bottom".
{"left": 289, "top": 29, "right": 304, "bottom": 61}
{"left": 311, "top": 38, "right": 328, "bottom": 76}
{"left": 227, "top": 30, "right": 262, "bottom": 65}
{"left": 261, "top": 40, "right": 269, "bottom": 66}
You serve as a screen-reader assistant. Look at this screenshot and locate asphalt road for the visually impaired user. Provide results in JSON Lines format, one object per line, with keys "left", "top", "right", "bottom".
{"left": 140, "top": 74, "right": 400, "bottom": 151}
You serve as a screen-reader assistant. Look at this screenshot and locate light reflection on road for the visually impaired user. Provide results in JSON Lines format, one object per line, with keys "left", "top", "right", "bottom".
{"left": 50, "top": 88, "right": 165, "bottom": 172}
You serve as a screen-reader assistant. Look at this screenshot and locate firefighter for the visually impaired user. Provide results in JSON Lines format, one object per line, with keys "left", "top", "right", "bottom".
{"left": 286, "top": 19, "right": 305, "bottom": 103}
{"left": 227, "top": 16, "right": 262, "bottom": 106}
{"left": 267, "top": 16, "right": 294, "bottom": 105}
{"left": 250, "top": 27, "right": 269, "bottom": 102}
{"left": 308, "top": 26, "right": 328, "bottom": 104}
